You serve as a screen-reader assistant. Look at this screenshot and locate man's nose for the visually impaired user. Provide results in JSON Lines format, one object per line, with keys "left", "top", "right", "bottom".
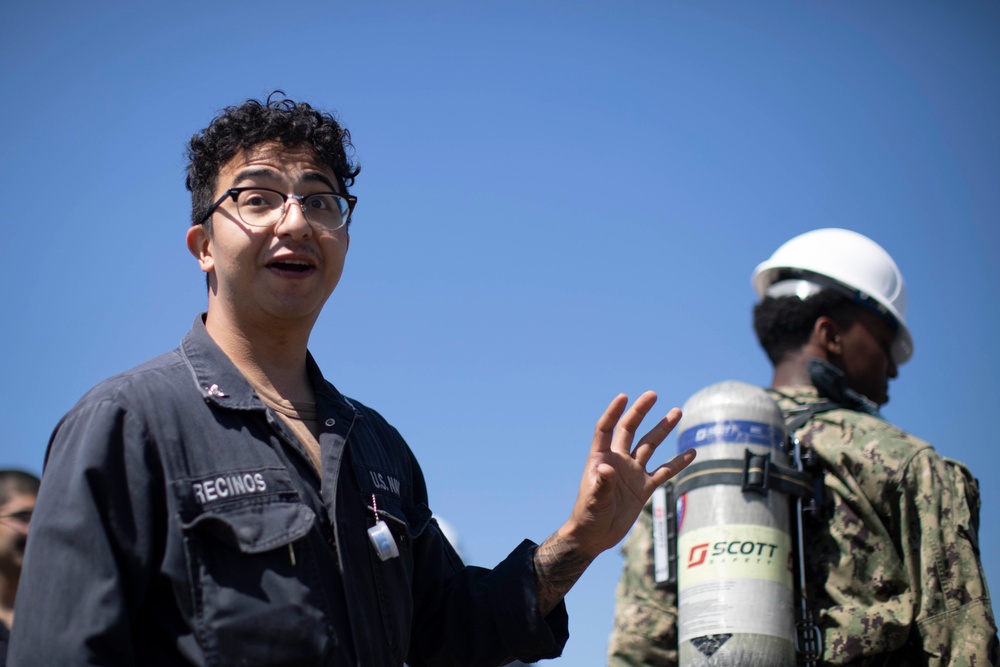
{"left": 273, "top": 197, "right": 312, "bottom": 238}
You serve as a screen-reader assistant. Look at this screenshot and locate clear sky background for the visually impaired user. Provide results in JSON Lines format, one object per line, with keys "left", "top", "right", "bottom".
{"left": 2, "top": 1, "right": 998, "bottom": 664}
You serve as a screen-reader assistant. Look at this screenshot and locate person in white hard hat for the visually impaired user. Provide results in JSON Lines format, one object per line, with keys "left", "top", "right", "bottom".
{"left": 751, "top": 227, "right": 912, "bottom": 409}
{"left": 608, "top": 228, "right": 998, "bottom": 666}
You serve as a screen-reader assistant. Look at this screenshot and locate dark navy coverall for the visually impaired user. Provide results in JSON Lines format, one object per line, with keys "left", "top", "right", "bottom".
{"left": 9, "top": 317, "right": 568, "bottom": 667}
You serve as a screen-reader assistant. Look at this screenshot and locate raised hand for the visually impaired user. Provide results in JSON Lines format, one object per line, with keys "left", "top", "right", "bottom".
{"left": 534, "top": 392, "right": 695, "bottom": 614}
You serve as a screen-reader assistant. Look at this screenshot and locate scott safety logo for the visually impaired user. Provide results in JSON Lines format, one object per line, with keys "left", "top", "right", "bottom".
{"left": 689, "top": 543, "right": 710, "bottom": 567}
{"left": 678, "top": 525, "right": 794, "bottom": 586}
{"left": 686, "top": 540, "right": 784, "bottom": 567}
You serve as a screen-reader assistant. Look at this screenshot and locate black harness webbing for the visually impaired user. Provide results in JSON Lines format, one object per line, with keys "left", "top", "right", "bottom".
{"left": 785, "top": 400, "right": 839, "bottom": 667}
{"left": 670, "top": 451, "right": 815, "bottom": 499}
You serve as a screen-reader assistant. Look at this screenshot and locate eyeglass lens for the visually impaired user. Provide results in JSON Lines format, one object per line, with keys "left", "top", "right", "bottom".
{"left": 236, "top": 189, "right": 348, "bottom": 229}
{"left": 0, "top": 511, "right": 32, "bottom": 525}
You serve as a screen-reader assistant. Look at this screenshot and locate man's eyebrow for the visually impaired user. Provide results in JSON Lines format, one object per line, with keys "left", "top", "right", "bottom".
{"left": 302, "top": 172, "right": 339, "bottom": 192}
{"left": 231, "top": 168, "right": 280, "bottom": 187}
{"left": 230, "top": 168, "right": 339, "bottom": 193}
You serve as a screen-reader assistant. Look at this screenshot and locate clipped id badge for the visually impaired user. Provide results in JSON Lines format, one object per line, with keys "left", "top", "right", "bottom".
{"left": 368, "top": 494, "right": 400, "bottom": 561}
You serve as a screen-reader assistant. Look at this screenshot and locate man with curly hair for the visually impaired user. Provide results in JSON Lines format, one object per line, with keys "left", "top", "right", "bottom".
{"left": 607, "top": 229, "right": 997, "bottom": 666}
{"left": 8, "top": 94, "right": 694, "bottom": 667}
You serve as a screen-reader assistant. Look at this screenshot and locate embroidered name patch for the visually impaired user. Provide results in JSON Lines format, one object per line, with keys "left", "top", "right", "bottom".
{"left": 192, "top": 472, "right": 267, "bottom": 504}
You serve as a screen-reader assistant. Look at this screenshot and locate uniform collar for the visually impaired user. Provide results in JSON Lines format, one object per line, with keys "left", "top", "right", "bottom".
{"left": 769, "top": 359, "right": 880, "bottom": 418}
{"left": 305, "top": 349, "right": 360, "bottom": 420}
{"left": 179, "top": 314, "right": 358, "bottom": 419}
{"left": 806, "top": 358, "right": 880, "bottom": 416}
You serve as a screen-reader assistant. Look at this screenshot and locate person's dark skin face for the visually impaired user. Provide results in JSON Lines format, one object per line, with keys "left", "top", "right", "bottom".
{"left": 829, "top": 307, "right": 899, "bottom": 407}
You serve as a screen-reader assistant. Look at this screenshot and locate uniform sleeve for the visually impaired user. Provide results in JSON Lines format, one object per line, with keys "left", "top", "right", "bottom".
{"left": 899, "top": 451, "right": 999, "bottom": 666}
{"left": 607, "top": 499, "right": 679, "bottom": 667}
{"left": 405, "top": 522, "right": 568, "bottom": 666}
{"left": 8, "top": 397, "right": 160, "bottom": 667}
{"left": 343, "top": 404, "right": 568, "bottom": 666}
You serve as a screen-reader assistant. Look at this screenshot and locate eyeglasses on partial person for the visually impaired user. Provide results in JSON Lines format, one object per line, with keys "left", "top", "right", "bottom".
{"left": 0, "top": 510, "right": 32, "bottom": 528}
{"left": 200, "top": 187, "right": 357, "bottom": 231}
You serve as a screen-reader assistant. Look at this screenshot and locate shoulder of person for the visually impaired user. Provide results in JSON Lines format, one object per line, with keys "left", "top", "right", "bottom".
{"left": 48, "top": 348, "right": 197, "bottom": 466}
{"left": 808, "top": 405, "right": 932, "bottom": 460}
{"left": 72, "top": 348, "right": 189, "bottom": 410}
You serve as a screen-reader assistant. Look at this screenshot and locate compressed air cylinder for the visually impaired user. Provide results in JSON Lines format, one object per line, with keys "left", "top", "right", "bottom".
{"left": 676, "top": 381, "right": 795, "bottom": 666}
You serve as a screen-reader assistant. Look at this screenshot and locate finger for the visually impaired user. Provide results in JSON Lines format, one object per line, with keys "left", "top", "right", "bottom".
{"left": 610, "top": 391, "right": 658, "bottom": 455}
{"left": 592, "top": 393, "right": 629, "bottom": 454}
{"left": 632, "top": 407, "right": 682, "bottom": 467}
{"left": 648, "top": 448, "right": 697, "bottom": 488}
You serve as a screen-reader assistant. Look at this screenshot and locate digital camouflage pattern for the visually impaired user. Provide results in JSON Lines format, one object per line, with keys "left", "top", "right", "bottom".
{"left": 607, "top": 496, "right": 678, "bottom": 667}
{"left": 608, "top": 385, "right": 998, "bottom": 666}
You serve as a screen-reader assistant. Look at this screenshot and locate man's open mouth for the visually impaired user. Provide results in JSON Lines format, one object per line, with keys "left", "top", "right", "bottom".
{"left": 269, "top": 260, "right": 313, "bottom": 273}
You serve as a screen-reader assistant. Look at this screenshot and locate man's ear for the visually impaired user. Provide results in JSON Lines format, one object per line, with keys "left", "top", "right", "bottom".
{"left": 186, "top": 224, "right": 215, "bottom": 274}
{"left": 813, "top": 316, "right": 844, "bottom": 357}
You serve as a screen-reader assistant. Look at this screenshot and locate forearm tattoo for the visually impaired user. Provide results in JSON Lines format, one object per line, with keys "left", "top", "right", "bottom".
{"left": 533, "top": 533, "right": 594, "bottom": 616}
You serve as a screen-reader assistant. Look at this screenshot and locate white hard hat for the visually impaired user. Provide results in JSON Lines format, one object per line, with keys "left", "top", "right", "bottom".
{"left": 751, "top": 228, "right": 913, "bottom": 364}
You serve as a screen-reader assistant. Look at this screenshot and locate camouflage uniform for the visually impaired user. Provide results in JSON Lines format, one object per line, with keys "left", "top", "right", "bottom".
{"left": 608, "top": 385, "right": 998, "bottom": 666}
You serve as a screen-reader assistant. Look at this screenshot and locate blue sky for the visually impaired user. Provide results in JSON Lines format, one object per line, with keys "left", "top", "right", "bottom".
{"left": 2, "top": 1, "right": 998, "bottom": 663}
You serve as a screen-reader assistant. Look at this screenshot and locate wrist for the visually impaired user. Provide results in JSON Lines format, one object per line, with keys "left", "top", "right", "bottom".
{"left": 533, "top": 528, "right": 596, "bottom": 616}
{"left": 551, "top": 521, "right": 601, "bottom": 563}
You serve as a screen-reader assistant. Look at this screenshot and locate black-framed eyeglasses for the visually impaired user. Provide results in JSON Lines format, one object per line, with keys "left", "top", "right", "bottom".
{"left": 0, "top": 510, "right": 32, "bottom": 527}
{"left": 200, "top": 187, "right": 357, "bottom": 231}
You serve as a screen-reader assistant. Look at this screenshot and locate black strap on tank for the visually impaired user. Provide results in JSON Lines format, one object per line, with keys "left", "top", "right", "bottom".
{"left": 652, "top": 448, "right": 815, "bottom": 590}
{"left": 651, "top": 399, "right": 840, "bottom": 592}
{"left": 783, "top": 397, "right": 842, "bottom": 667}
{"left": 669, "top": 451, "right": 816, "bottom": 499}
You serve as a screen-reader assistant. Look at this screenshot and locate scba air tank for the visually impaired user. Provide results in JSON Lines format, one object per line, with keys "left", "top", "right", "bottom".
{"left": 676, "top": 381, "right": 795, "bottom": 666}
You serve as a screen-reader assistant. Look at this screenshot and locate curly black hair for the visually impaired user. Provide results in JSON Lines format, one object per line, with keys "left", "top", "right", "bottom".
{"left": 185, "top": 92, "right": 361, "bottom": 227}
{"left": 752, "top": 291, "right": 858, "bottom": 366}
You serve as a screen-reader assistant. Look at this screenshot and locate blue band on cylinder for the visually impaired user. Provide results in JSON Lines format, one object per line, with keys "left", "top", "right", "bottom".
{"left": 679, "top": 420, "right": 785, "bottom": 451}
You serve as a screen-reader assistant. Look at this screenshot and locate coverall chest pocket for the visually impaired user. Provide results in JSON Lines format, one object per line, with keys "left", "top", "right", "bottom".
{"left": 366, "top": 492, "right": 432, "bottom": 659}
{"left": 182, "top": 499, "right": 333, "bottom": 667}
